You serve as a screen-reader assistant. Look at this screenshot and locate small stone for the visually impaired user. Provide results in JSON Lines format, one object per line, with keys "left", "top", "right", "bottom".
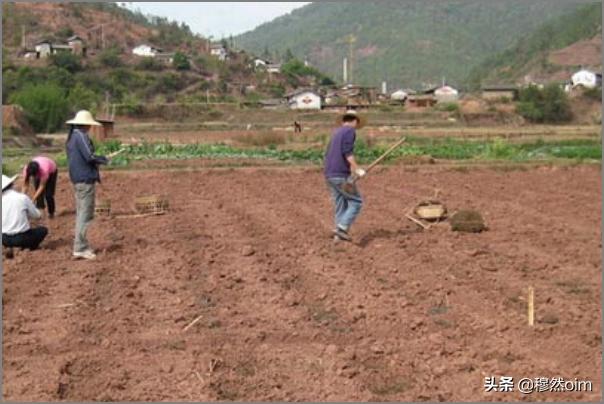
{"left": 410, "top": 318, "right": 425, "bottom": 330}
{"left": 480, "top": 264, "right": 498, "bottom": 272}
{"left": 241, "top": 246, "right": 255, "bottom": 257}
{"left": 540, "top": 313, "right": 559, "bottom": 325}
{"left": 370, "top": 345, "right": 384, "bottom": 354}
{"left": 325, "top": 344, "right": 338, "bottom": 355}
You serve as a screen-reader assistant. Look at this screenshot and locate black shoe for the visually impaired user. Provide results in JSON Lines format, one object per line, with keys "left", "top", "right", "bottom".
{"left": 333, "top": 227, "right": 352, "bottom": 242}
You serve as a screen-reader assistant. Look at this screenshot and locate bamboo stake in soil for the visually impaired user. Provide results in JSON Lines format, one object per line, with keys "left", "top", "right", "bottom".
{"left": 183, "top": 314, "right": 204, "bottom": 332}
{"left": 528, "top": 286, "right": 535, "bottom": 327}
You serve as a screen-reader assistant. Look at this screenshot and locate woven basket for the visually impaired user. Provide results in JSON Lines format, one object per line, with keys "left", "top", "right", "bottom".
{"left": 414, "top": 200, "right": 447, "bottom": 221}
{"left": 134, "top": 195, "right": 169, "bottom": 214}
{"left": 95, "top": 199, "right": 112, "bottom": 216}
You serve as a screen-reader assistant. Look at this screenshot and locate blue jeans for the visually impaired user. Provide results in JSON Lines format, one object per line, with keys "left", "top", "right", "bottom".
{"left": 326, "top": 177, "right": 363, "bottom": 232}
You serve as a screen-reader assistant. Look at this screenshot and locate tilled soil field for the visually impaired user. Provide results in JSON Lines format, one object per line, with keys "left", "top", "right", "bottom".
{"left": 3, "top": 164, "right": 601, "bottom": 401}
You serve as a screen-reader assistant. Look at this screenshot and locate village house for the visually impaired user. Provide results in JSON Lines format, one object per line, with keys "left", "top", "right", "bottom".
{"left": 33, "top": 40, "right": 53, "bottom": 58}
{"left": 210, "top": 44, "right": 228, "bottom": 61}
{"left": 407, "top": 94, "right": 437, "bottom": 108}
{"left": 390, "top": 89, "right": 409, "bottom": 102}
{"left": 67, "top": 35, "right": 86, "bottom": 56}
{"left": 33, "top": 38, "right": 86, "bottom": 59}
{"left": 286, "top": 89, "right": 322, "bottom": 110}
{"left": 132, "top": 44, "right": 163, "bottom": 57}
{"left": 434, "top": 85, "right": 459, "bottom": 103}
{"left": 339, "top": 85, "right": 377, "bottom": 106}
{"left": 571, "top": 69, "right": 602, "bottom": 89}
{"left": 266, "top": 63, "right": 282, "bottom": 74}
{"left": 258, "top": 98, "right": 286, "bottom": 110}
{"left": 253, "top": 58, "right": 270, "bottom": 69}
{"left": 481, "top": 85, "right": 519, "bottom": 101}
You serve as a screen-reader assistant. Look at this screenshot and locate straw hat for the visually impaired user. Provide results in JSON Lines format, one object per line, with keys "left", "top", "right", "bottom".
{"left": 2, "top": 174, "right": 18, "bottom": 191}
{"left": 335, "top": 109, "right": 367, "bottom": 129}
{"left": 66, "top": 110, "right": 101, "bottom": 126}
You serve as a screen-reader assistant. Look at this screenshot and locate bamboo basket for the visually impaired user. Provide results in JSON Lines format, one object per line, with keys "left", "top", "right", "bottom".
{"left": 414, "top": 200, "right": 447, "bottom": 221}
{"left": 134, "top": 195, "right": 169, "bottom": 215}
{"left": 95, "top": 199, "right": 112, "bottom": 216}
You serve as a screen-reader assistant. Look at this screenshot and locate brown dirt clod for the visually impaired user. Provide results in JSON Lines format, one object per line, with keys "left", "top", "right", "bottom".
{"left": 450, "top": 210, "right": 487, "bottom": 233}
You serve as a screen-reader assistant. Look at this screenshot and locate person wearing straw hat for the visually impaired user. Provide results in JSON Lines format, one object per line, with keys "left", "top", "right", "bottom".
{"left": 65, "top": 110, "right": 107, "bottom": 260}
{"left": 324, "top": 110, "right": 367, "bottom": 242}
{"left": 2, "top": 174, "right": 48, "bottom": 257}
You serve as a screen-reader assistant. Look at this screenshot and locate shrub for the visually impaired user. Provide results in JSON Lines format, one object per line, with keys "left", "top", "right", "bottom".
{"left": 55, "top": 26, "right": 74, "bottom": 39}
{"left": 244, "top": 92, "right": 262, "bottom": 103}
{"left": 583, "top": 86, "right": 602, "bottom": 102}
{"left": 136, "top": 57, "right": 164, "bottom": 71}
{"left": 516, "top": 84, "right": 572, "bottom": 123}
{"left": 541, "top": 85, "right": 573, "bottom": 122}
{"left": 320, "top": 76, "right": 335, "bottom": 86}
{"left": 9, "top": 83, "right": 69, "bottom": 133}
{"left": 120, "top": 93, "right": 143, "bottom": 116}
{"left": 49, "top": 52, "right": 82, "bottom": 73}
{"left": 173, "top": 52, "right": 190, "bottom": 70}
{"left": 435, "top": 102, "right": 459, "bottom": 112}
{"left": 98, "top": 48, "right": 123, "bottom": 68}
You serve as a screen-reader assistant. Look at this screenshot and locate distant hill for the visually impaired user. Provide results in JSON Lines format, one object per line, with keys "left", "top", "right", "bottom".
{"left": 468, "top": 2, "right": 602, "bottom": 88}
{"left": 2, "top": 2, "right": 331, "bottom": 127}
{"left": 236, "top": 0, "right": 595, "bottom": 89}
{"left": 2, "top": 2, "right": 206, "bottom": 56}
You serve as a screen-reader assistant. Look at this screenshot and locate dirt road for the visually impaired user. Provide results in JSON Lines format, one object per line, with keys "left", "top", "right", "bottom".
{"left": 3, "top": 164, "right": 601, "bottom": 401}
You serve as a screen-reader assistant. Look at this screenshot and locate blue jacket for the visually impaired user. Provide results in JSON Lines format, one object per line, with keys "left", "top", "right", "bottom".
{"left": 66, "top": 128, "right": 108, "bottom": 184}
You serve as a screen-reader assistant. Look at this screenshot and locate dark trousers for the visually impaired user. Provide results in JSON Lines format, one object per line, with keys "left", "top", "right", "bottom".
{"left": 2, "top": 227, "right": 48, "bottom": 250}
{"left": 34, "top": 170, "right": 58, "bottom": 216}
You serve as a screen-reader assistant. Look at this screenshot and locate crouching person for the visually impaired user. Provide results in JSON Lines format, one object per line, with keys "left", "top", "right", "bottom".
{"left": 2, "top": 174, "right": 48, "bottom": 256}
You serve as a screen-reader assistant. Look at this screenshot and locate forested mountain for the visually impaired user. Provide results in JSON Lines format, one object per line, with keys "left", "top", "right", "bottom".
{"left": 237, "top": 0, "right": 597, "bottom": 88}
{"left": 468, "top": 2, "right": 602, "bottom": 88}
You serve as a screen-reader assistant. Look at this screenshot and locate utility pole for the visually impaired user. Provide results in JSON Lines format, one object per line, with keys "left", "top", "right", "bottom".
{"left": 343, "top": 57, "right": 348, "bottom": 84}
{"left": 21, "top": 25, "right": 26, "bottom": 49}
{"left": 348, "top": 34, "right": 356, "bottom": 85}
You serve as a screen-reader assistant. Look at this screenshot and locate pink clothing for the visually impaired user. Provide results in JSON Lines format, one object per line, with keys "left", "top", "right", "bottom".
{"left": 23, "top": 156, "right": 57, "bottom": 182}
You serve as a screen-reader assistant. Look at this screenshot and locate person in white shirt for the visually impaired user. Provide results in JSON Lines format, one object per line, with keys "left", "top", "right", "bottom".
{"left": 2, "top": 174, "right": 48, "bottom": 256}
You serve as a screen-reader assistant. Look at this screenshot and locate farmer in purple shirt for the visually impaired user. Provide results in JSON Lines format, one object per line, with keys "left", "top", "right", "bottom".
{"left": 324, "top": 110, "right": 367, "bottom": 242}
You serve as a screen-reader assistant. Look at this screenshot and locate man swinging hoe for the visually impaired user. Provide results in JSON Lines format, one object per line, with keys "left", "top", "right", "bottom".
{"left": 324, "top": 110, "right": 406, "bottom": 242}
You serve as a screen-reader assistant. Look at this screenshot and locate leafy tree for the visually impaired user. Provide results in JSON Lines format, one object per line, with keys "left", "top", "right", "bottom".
{"left": 320, "top": 76, "right": 335, "bottom": 86}
{"left": 261, "top": 46, "right": 271, "bottom": 60}
{"left": 284, "top": 48, "right": 295, "bottom": 62}
{"left": 9, "top": 83, "right": 69, "bottom": 133}
{"left": 67, "top": 83, "right": 101, "bottom": 114}
{"left": 173, "top": 52, "right": 191, "bottom": 70}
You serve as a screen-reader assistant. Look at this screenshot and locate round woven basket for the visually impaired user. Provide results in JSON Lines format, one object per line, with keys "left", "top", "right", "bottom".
{"left": 414, "top": 200, "right": 447, "bottom": 221}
